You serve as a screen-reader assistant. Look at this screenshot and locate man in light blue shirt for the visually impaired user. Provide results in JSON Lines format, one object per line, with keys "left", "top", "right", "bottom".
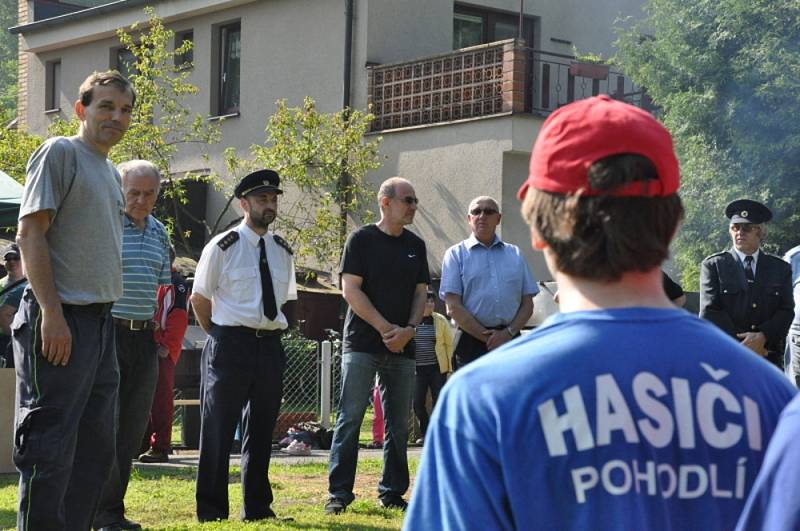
{"left": 440, "top": 195, "right": 538, "bottom": 369}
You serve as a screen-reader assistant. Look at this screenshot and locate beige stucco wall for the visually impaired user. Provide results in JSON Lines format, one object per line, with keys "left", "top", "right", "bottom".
{"left": 18, "top": 0, "right": 645, "bottom": 271}
{"left": 367, "top": 113, "right": 548, "bottom": 279}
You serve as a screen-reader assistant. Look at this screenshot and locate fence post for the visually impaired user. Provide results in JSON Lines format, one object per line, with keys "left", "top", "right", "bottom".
{"left": 320, "top": 340, "right": 332, "bottom": 429}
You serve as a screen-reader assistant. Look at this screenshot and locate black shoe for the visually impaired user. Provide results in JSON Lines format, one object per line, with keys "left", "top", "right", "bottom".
{"left": 138, "top": 449, "right": 169, "bottom": 463}
{"left": 325, "top": 497, "right": 347, "bottom": 515}
{"left": 119, "top": 519, "right": 142, "bottom": 530}
{"left": 96, "top": 519, "right": 141, "bottom": 531}
{"left": 379, "top": 494, "right": 408, "bottom": 511}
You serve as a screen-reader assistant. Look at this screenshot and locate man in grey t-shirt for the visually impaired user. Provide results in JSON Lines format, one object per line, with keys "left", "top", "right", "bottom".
{"left": 13, "top": 71, "right": 135, "bottom": 531}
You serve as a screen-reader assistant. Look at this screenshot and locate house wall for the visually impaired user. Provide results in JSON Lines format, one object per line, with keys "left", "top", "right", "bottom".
{"left": 17, "top": 0, "right": 645, "bottom": 279}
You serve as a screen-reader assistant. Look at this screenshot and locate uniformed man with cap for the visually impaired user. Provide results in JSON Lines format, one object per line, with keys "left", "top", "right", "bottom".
{"left": 191, "top": 169, "right": 297, "bottom": 522}
{"left": 699, "top": 199, "right": 794, "bottom": 368}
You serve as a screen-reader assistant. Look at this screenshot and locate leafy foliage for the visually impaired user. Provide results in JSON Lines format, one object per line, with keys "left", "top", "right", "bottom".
{"left": 0, "top": 1, "right": 17, "bottom": 118}
{"left": 0, "top": 126, "right": 42, "bottom": 183}
{"left": 252, "top": 98, "right": 381, "bottom": 272}
{"left": 615, "top": 0, "right": 800, "bottom": 289}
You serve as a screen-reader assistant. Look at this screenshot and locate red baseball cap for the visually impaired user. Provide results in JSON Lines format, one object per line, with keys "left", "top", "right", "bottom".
{"left": 517, "top": 95, "right": 680, "bottom": 199}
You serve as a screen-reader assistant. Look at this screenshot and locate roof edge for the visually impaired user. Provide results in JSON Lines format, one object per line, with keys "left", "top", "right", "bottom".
{"left": 10, "top": 0, "right": 158, "bottom": 35}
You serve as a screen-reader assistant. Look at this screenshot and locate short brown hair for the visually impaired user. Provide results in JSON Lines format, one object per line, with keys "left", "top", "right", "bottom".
{"left": 521, "top": 154, "right": 684, "bottom": 282}
{"left": 78, "top": 70, "right": 136, "bottom": 108}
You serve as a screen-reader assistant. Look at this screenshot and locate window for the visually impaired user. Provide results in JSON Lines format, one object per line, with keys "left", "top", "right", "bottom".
{"left": 454, "top": 11, "right": 484, "bottom": 49}
{"left": 114, "top": 47, "right": 138, "bottom": 80}
{"left": 175, "top": 30, "right": 194, "bottom": 68}
{"left": 45, "top": 60, "right": 61, "bottom": 112}
{"left": 453, "top": 5, "right": 535, "bottom": 49}
{"left": 218, "top": 22, "right": 241, "bottom": 115}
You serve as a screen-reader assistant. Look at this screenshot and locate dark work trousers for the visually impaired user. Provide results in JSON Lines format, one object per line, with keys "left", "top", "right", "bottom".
{"left": 196, "top": 325, "right": 286, "bottom": 522}
{"left": 453, "top": 327, "right": 519, "bottom": 370}
{"left": 413, "top": 364, "right": 446, "bottom": 435}
{"left": 12, "top": 289, "right": 118, "bottom": 531}
{"left": 452, "top": 330, "right": 490, "bottom": 370}
{"left": 94, "top": 325, "right": 159, "bottom": 528}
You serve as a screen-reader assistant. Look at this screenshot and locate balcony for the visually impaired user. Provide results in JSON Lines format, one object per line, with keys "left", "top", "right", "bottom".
{"left": 367, "top": 39, "right": 650, "bottom": 133}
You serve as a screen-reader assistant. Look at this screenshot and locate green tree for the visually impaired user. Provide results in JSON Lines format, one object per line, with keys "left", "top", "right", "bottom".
{"left": 0, "top": 1, "right": 17, "bottom": 118}
{"left": 615, "top": 0, "right": 800, "bottom": 289}
{"left": 252, "top": 97, "right": 381, "bottom": 273}
{"left": 0, "top": 127, "right": 42, "bottom": 183}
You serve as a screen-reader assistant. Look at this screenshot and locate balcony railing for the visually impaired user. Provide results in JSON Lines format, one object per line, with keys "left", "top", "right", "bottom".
{"left": 367, "top": 39, "right": 650, "bottom": 132}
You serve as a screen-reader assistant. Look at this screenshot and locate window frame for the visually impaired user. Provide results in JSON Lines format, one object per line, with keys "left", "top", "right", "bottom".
{"left": 453, "top": 4, "right": 536, "bottom": 49}
{"left": 174, "top": 29, "right": 194, "bottom": 69}
{"left": 45, "top": 59, "right": 62, "bottom": 112}
{"left": 217, "top": 22, "right": 241, "bottom": 116}
{"left": 112, "top": 46, "right": 138, "bottom": 80}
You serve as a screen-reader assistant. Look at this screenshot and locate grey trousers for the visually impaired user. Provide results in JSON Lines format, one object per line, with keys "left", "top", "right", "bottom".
{"left": 94, "top": 325, "right": 159, "bottom": 528}
{"left": 13, "top": 289, "right": 118, "bottom": 531}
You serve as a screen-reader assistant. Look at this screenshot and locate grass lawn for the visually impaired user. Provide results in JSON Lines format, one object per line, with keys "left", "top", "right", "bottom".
{"left": 0, "top": 457, "right": 419, "bottom": 530}
{"left": 0, "top": 407, "right": 420, "bottom": 530}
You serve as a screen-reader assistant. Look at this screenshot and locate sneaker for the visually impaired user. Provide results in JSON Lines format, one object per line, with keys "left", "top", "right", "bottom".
{"left": 138, "top": 449, "right": 168, "bottom": 463}
{"left": 415, "top": 437, "right": 424, "bottom": 445}
{"left": 282, "top": 440, "right": 312, "bottom": 456}
{"left": 379, "top": 494, "right": 408, "bottom": 511}
{"left": 325, "top": 497, "right": 347, "bottom": 515}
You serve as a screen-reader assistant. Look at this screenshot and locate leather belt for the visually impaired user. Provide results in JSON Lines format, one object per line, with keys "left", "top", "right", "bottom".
{"left": 113, "top": 317, "right": 155, "bottom": 331}
{"left": 62, "top": 302, "right": 113, "bottom": 317}
{"left": 216, "top": 324, "right": 284, "bottom": 338}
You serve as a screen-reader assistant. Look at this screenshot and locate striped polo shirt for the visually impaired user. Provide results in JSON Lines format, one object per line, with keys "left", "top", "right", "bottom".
{"left": 111, "top": 215, "right": 171, "bottom": 320}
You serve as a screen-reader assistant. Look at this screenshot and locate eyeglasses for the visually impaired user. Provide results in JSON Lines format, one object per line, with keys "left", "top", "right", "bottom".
{"left": 730, "top": 224, "right": 758, "bottom": 233}
{"left": 398, "top": 196, "right": 419, "bottom": 205}
{"left": 4, "top": 256, "right": 19, "bottom": 262}
{"left": 470, "top": 207, "right": 499, "bottom": 216}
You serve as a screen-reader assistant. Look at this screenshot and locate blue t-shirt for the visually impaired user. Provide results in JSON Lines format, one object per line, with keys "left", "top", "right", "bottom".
{"left": 405, "top": 308, "right": 796, "bottom": 531}
{"left": 736, "top": 393, "right": 800, "bottom": 531}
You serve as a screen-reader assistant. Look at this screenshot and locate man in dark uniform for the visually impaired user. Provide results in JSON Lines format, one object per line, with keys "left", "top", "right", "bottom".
{"left": 191, "top": 169, "right": 297, "bottom": 522}
{"left": 700, "top": 199, "right": 794, "bottom": 369}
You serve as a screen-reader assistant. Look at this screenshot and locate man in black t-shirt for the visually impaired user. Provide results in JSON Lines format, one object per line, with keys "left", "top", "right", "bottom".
{"left": 326, "top": 177, "right": 429, "bottom": 514}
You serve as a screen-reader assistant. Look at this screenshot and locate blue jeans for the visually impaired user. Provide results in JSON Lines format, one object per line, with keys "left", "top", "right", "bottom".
{"left": 328, "top": 351, "right": 415, "bottom": 504}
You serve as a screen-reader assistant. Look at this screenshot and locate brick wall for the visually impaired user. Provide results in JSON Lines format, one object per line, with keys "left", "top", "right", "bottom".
{"left": 16, "top": 0, "right": 29, "bottom": 129}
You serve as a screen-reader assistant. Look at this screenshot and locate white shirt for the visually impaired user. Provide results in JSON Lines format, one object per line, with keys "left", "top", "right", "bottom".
{"left": 193, "top": 222, "right": 297, "bottom": 330}
{"left": 734, "top": 248, "right": 760, "bottom": 276}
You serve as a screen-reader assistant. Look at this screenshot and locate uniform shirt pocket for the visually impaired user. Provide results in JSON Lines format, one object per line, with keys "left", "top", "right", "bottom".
{"left": 269, "top": 259, "right": 290, "bottom": 302}
{"left": 223, "top": 267, "right": 258, "bottom": 298}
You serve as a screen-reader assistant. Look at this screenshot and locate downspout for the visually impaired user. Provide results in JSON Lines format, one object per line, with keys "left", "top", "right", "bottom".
{"left": 343, "top": 0, "right": 354, "bottom": 109}
{"left": 338, "top": 0, "right": 355, "bottom": 255}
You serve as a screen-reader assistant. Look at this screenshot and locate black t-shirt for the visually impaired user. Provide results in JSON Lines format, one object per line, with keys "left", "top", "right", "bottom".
{"left": 662, "top": 271, "right": 684, "bottom": 301}
{"left": 340, "top": 224, "right": 430, "bottom": 357}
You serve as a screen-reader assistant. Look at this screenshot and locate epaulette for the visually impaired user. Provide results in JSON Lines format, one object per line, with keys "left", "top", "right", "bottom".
{"left": 273, "top": 234, "right": 293, "bottom": 255}
{"left": 703, "top": 251, "right": 729, "bottom": 262}
{"left": 216, "top": 231, "right": 240, "bottom": 251}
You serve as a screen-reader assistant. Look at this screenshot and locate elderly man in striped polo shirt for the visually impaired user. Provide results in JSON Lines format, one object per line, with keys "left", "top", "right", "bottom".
{"left": 95, "top": 159, "right": 171, "bottom": 531}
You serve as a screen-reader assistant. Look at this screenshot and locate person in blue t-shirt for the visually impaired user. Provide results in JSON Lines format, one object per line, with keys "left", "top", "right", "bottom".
{"left": 735, "top": 245, "right": 800, "bottom": 531}
{"left": 404, "top": 95, "right": 797, "bottom": 531}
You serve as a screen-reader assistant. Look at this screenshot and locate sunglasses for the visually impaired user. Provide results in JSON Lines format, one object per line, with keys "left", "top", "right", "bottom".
{"left": 730, "top": 224, "right": 758, "bottom": 233}
{"left": 470, "top": 207, "right": 498, "bottom": 216}
{"left": 4, "top": 256, "right": 19, "bottom": 262}
{"left": 398, "top": 196, "right": 419, "bottom": 205}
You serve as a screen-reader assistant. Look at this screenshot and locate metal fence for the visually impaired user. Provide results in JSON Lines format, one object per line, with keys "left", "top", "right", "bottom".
{"left": 173, "top": 336, "right": 421, "bottom": 447}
